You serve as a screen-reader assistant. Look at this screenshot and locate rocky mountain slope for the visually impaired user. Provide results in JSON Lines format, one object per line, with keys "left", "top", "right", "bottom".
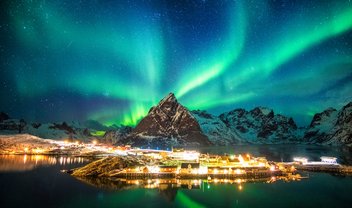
{"left": 219, "top": 107, "right": 302, "bottom": 144}
{"left": 191, "top": 110, "right": 242, "bottom": 145}
{"left": 118, "top": 93, "right": 211, "bottom": 147}
{"left": 102, "top": 126, "right": 132, "bottom": 145}
{"left": 192, "top": 107, "right": 302, "bottom": 145}
{"left": 304, "top": 102, "right": 352, "bottom": 146}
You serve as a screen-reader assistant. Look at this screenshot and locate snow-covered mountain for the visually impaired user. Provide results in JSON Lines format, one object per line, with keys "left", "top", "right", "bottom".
{"left": 1, "top": 94, "right": 351, "bottom": 147}
{"left": 102, "top": 126, "right": 132, "bottom": 145}
{"left": 192, "top": 107, "right": 303, "bottom": 145}
{"left": 191, "top": 110, "right": 243, "bottom": 145}
{"left": 220, "top": 107, "right": 303, "bottom": 144}
{"left": 304, "top": 102, "right": 352, "bottom": 146}
{"left": 118, "top": 93, "right": 211, "bottom": 147}
{"left": 0, "top": 112, "right": 117, "bottom": 142}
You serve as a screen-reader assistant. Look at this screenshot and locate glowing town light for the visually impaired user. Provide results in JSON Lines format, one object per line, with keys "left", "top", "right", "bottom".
{"left": 238, "top": 155, "right": 244, "bottom": 163}
{"left": 24, "top": 147, "right": 29, "bottom": 152}
{"left": 270, "top": 165, "right": 276, "bottom": 171}
{"left": 148, "top": 166, "right": 160, "bottom": 173}
{"left": 214, "top": 169, "right": 219, "bottom": 174}
{"left": 33, "top": 148, "right": 44, "bottom": 154}
{"left": 191, "top": 169, "right": 198, "bottom": 174}
{"left": 258, "top": 162, "right": 265, "bottom": 167}
{"left": 235, "top": 169, "right": 242, "bottom": 174}
{"left": 230, "top": 155, "right": 235, "bottom": 160}
{"left": 293, "top": 157, "right": 308, "bottom": 164}
{"left": 198, "top": 166, "right": 208, "bottom": 174}
{"left": 238, "top": 185, "right": 243, "bottom": 191}
{"left": 23, "top": 154, "right": 27, "bottom": 164}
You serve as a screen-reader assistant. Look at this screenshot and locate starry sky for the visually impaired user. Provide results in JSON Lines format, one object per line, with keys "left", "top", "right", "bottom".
{"left": 1, "top": 0, "right": 352, "bottom": 127}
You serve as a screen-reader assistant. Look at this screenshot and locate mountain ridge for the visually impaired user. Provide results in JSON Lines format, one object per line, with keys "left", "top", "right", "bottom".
{"left": 1, "top": 94, "right": 351, "bottom": 147}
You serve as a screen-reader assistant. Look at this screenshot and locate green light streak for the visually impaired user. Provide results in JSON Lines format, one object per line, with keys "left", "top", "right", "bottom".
{"left": 263, "top": 8, "right": 352, "bottom": 75}
{"left": 259, "top": 58, "right": 352, "bottom": 97}
{"left": 88, "top": 102, "right": 153, "bottom": 127}
{"left": 13, "top": 2, "right": 164, "bottom": 101}
{"left": 68, "top": 72, "right": 154, "bottom": 102}
{"left": 226, "top": 7, "right": 352, "bottom": 90}
{"left": 91, "top": 131, "right": 106, "bottom": 137}
{"left": 175, "top": 192, "right": 206, "bottom": 208}
{"left": 186, "top": 91, "right": 256, "bottom": 110}
{"left": 121, "top": 103, "right": 152, "bottom": 126}
{"left": 175, "top": 1, "right": 246, "bottom": 98}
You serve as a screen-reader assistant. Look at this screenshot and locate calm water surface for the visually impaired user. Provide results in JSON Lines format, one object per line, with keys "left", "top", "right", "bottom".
{"left": 1, "top": 145, "right": 352, "bottom": 208}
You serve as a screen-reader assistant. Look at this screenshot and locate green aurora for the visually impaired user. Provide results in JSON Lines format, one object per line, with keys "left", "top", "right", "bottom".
{"left": 1, "top": 0, "right": 352, "bottom": 126}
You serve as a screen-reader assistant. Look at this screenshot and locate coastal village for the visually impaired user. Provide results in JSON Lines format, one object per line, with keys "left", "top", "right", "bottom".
{"left": 1, "top": 134, "right": 352, "bottom": 188}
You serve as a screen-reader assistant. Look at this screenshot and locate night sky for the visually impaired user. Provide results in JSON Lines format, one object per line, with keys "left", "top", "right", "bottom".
{"left": 1, "top": 0, "right": 352, "bottom": 127}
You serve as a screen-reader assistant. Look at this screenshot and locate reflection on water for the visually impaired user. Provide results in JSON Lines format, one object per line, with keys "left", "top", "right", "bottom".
{"left": 0, "top": 155, "right": 89, "bottom": 172}
{"left": 0, "top": 145, "right": 352, "bottom": 207}
{"left": 75, "top": 175, "right": 303, "bottom": 193}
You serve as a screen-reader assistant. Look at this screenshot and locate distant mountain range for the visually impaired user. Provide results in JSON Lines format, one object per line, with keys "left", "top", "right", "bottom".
{"left": 0, "top": 112, "right": 127, "bottom": 143}
{"left": 304, "top": 102, "right": 352, "bottom": 145}
{"left": 0, "top": 93, "right": 351, "bottom": 147}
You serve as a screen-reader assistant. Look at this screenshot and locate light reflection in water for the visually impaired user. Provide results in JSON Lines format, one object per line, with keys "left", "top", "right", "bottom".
{"left": 0, "top": 155, "right": 89, "bottom": 172}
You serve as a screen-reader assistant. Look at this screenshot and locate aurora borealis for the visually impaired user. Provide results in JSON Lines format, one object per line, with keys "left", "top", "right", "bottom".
{"left": 0, "top": 0, "right": 352, "bottom": 126}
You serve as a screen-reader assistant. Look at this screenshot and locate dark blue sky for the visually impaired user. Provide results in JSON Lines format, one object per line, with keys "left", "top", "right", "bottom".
{"left": 1, "top": 0, "right": 352, "bottom": 126}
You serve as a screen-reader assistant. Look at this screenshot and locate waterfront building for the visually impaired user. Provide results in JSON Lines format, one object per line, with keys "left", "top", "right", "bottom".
{"left": 320, "top": 157, "right": 338, "bottom": 164}
{"left": 180, "top": 163, "right": 200, "bottom": 174}
{"left": 158, "top": 166, "right": 178, "bottom": 173}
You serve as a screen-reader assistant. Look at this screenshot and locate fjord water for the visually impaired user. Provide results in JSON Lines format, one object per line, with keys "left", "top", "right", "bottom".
{"left": 1, "top": 145, "right": 352, "bottom": 208}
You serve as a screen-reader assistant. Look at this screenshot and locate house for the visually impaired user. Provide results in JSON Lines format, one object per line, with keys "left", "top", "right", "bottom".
{"left": 208, "top": 167, "right": 234, "bottom": 174}
{"left": 228, "top": 157, "right": 241, "bottom": 166}
{"left": 219, "top": 156, "right": 229, "bottom": 165}
{"left": 158, "top": 166, "right": 178, "bottom": 173}
{"left": 125, "top": 166, "right": 140, "bottom": 173}
{"left": 180, "top": 163, "right": 200, "bottom": 174}
{"left": 207, "top": 155, "right": 220, "bottom": 165}
{"left": 143, "top": 167, "right": 149, "bottom": 173}
{"left": 321, "top": 157, "right": 338, "bottom": 164}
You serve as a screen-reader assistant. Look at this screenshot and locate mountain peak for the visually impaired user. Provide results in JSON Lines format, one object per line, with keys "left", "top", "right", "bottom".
{"left": 119, "top": 93, "right": 211, "bottom": 147}
{"left": 159, "top": 92, "right": 177, "bottom": 105}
